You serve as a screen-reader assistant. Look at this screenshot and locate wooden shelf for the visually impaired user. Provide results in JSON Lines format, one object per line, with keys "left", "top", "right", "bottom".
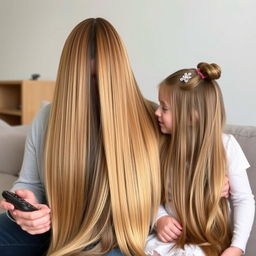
{"left": 0, "top": 80, "right": 55, "bottom": 125}
{"left": 0, "top": 108, "right": 22, "bottom": 116}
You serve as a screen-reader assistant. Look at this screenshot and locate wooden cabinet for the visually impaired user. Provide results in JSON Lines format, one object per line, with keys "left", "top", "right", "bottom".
{"left": 0, "top": 80, "right": 55, "bottom": 125}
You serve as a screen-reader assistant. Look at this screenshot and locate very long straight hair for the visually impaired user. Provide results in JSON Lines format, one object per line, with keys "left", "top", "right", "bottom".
{"left": 161, "top": 63, "right": 231, "bottom": 255}
{"left": 44, "top": 18, "right": 160, "bottom": 256}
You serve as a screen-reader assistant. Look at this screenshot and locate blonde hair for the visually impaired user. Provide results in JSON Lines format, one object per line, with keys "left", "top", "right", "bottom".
{"left": 44, "top": 18, "right": 160, "bottom": 256}
{"left": 161, "top": 62, "right": 231, "bottom": 255}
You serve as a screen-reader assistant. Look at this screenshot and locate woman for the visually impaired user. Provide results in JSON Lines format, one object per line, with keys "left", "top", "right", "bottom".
{"left": 0, "top": 18, "right": 161, "bottom": 256}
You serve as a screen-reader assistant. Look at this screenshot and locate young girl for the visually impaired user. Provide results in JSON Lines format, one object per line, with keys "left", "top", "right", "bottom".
{"left": 145, "top": 62, "right": 255, "bottom": 256}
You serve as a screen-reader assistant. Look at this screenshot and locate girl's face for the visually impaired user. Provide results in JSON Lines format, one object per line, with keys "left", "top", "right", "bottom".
{"left": 155, "top": 87, "right": 172, "bottom": 134}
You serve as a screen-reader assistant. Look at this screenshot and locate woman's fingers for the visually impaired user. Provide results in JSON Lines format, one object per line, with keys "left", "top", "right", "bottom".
{"left": 0, "top": 200, "right": 15, "bottom": 211}
{"left": 13, "top": 204, "right": 51, "bottom": 234}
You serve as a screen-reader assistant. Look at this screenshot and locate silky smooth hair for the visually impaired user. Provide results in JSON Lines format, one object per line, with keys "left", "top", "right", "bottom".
{"left": 160, "top": 62, "right": 231, "bottom": 255}
{"left": 44, "top": 18, "right": 161, "bottom": 256}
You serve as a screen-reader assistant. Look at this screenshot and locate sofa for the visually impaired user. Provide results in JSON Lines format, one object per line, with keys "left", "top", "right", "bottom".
{"left": 0, "top": 120, "right": 30, "bottom": 208}
{"left": 0, "top": 121, "right": 255, "bottom": 255}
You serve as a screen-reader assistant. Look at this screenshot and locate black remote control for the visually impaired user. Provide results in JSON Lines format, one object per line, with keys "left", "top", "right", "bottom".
{"left": 2, "top": 191, "right": 38, "bottom": 212}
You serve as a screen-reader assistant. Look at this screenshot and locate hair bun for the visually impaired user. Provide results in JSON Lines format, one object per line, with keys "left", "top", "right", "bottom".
{"left": 197, "top": 62, "right": 221, "bottom": 80}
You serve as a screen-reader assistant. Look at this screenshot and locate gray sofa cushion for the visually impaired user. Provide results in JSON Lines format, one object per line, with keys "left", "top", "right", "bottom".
{"left": 0, "top": 119, "right": 11, "bottom": 128}
{"left": 0, "top": 125, "right": 30, "bottom": 176}
{"left": 0, "top": 173, "right": 18, "bottom": 194}
{"left": 0, "top": 122, "right": 30, "bottom": 213}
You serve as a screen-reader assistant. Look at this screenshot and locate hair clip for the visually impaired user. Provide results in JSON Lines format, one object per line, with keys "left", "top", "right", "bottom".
{"left": 195, "top": 68, "right": 206, "bottom": 79}
{"left": 180, "top": 72, "right": 192, "bottom": 83}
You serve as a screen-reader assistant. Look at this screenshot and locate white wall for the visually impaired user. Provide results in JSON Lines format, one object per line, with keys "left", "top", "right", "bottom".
{"left": 0, "top": 0, "right": 255, "bottom": 125}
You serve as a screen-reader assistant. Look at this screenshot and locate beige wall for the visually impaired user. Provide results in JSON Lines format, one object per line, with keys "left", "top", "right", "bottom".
{"left": 0, "top": 0, "right": 255, "bottom": 125}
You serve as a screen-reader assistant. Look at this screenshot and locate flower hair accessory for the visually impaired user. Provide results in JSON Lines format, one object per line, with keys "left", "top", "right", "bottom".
{"left": 180, "top": 72, "right": 192, "bottom": 83}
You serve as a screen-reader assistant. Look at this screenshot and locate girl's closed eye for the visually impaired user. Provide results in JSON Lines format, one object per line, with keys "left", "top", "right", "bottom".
{"left": 162, "top": 106, "right": 169, "bottom": 112}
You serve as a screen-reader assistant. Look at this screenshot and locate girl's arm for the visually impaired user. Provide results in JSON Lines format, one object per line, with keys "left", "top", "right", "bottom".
{"left": 224, "top": 134, "right": 255, "bottom": 253}
{"left": 155, "top": 205, "right": 182, "bottom": 242}
{"left": 155, "top": 177, "right": 230, "bottom": 243}
{"left": 221, "top": 246, "right": 243, "bottom": 256}
{"left": 155, "top": 175, "right": 230, "bottom": 243}
{"left": 155, "top": 204, "right": 169, "bottom": 222}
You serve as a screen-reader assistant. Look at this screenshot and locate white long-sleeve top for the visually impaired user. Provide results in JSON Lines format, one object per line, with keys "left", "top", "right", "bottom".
{"left": 156, "top": 134, "right": 255, "bottom": 253}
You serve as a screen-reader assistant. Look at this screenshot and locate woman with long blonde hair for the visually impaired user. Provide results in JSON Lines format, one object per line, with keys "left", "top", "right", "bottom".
{"left": 44, "top": 17, "right": 161, "bottom": 256}
{"left": 0, "top": 18, "right": 161, "bottom": 256}
{"left": 145, "top": 62, "right": 255, "bottom": 256}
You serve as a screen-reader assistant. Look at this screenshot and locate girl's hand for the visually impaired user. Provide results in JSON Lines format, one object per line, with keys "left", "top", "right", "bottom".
{"left": 221, "top": 246, "right": 243, "bottom": 256}
{"left": 1, "top": 189, "right": 51, "bottom": 235}
{"left": 221, "top": 175, "right": 230, "bottom": 198}
{"left": 156, "top": 216, "right": 182, "bottom": 242}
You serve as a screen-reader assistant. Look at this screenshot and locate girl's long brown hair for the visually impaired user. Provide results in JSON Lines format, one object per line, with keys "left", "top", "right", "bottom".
{"left": 161, "top": 62, "right": 231, "bottom": 255}
{"left": 44, "top": 18, "right": 160, "bottom": 256}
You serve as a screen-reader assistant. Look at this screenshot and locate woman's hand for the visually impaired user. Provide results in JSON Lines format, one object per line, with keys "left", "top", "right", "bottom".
{"left": 0, "top": 189, "right": 51, "bottom": 235}
{"left": 156, "top": 216, "right": 182, "bottom": 242}
{"left": 221, "top": 246, "right": 243, "bottom": 256}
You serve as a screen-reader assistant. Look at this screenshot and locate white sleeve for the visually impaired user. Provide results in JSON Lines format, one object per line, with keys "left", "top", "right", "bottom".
{"left": 155, "top": 204, "right": 169, "bottom": 223}
{"left": 226, "top": 135, "right": 255, "bottom": 252}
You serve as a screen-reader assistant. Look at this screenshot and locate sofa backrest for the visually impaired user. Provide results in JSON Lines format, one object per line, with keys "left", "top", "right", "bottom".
{"left": 0, "top": 120, "right": 255, "bottom": 254}
{"left": 0, "top": 124, "right": 30, "bottom": 176}
{"left": 225, "top": 124, "right": 256, "bottom": 256}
